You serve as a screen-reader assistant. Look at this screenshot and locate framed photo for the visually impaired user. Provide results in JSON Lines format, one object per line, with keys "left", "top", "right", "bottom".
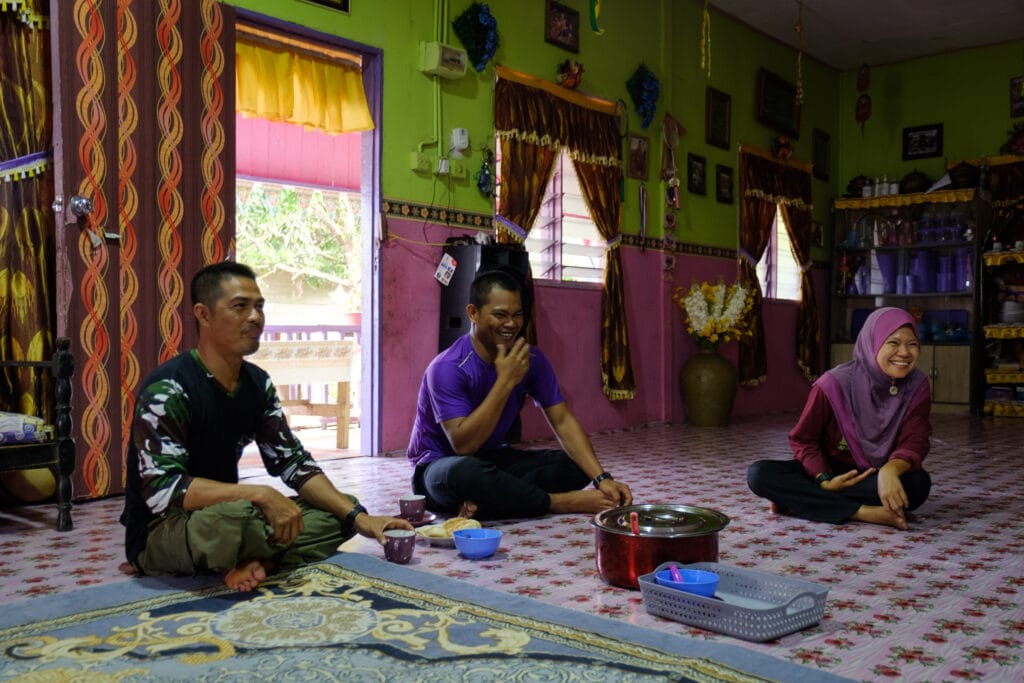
{"left": 756, "top": 68, "right": 801, "bottom": 139}
{"left": 705, "top": 87, "right": 731, "bottom": 150}
{"left": 626, "top": 134, "right": 650, "bottom": 180}
{"left": 902, "top": 123, "right": 944, "bottom": 160}
{"left": 715, "top": 164, "right": 733, "bottom": 204}
{"left": 545, "top": 0, "right": 579, "bottom": 53}
{"left": 812, "top": 129, "right": 830, "bottom": 181}
{"left": 812, "top": 221, "right": 824, "bottom": 248}
{"left": 301, "top": 0, "right": 350, "bottom": 12}
{"left": 1012, "top": 76, "right": 1024, "bottom": 118}
{"left": 687, "top": 153, "right": 706, "bottom": 196}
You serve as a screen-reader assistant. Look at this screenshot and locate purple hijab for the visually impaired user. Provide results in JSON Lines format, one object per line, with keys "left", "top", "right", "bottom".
{"left": 816, "top": 307, "right": 929, "bottom": 469}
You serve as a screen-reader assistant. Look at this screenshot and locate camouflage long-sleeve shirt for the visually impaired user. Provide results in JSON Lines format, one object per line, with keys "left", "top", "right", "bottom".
{"left": 121, "top": 350, "right": 323, "bottom": 562}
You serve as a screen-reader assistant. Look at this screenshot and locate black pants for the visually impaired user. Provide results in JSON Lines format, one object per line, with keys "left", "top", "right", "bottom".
{"left": 413, "top": 447, "right": 590, "bottom": 520}
{"left": 747, "top": 459, "right": 932, "bottom": 524}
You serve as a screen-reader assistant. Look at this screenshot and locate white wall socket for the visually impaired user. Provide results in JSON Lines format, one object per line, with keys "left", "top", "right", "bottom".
{"left": 436, "top": 158, "right": 450, "bottom": 175}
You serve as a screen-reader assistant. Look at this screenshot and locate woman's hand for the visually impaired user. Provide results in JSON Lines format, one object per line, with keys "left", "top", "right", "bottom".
{"left": 877, "top": 462, "right": 910, "bottom": 517}
{"left": 821, "top": 467, "right": 875, "bottom": 492}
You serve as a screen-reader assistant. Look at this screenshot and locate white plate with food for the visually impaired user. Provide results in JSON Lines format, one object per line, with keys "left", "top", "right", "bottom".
{"left": 416, "top": 517, "right": 481, "bottom": 548}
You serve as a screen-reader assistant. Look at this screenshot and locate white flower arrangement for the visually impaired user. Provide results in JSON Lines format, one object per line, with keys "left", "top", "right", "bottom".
{"left": 672, "top": 281, "right": 753, "bottom": 350}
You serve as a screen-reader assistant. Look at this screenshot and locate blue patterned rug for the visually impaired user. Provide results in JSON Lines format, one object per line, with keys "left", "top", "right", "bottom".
{"left": 0, "top": 552, "right": 849, "bottom": 681}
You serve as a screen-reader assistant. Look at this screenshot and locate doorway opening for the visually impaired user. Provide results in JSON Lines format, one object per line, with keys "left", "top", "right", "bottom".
{"left": 233, "top": 13, "right": 382, "bottom": 458}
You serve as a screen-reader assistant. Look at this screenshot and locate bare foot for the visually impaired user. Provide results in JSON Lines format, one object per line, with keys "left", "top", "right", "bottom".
{"left": 852, "top": 505, "right": 908, "bottom": 530}
{"left": 549, "top": 489, "right": 618, "bottom": 514}
{"left": 224, "top": 559, "right": 270, "bottom": 592}
{"left": 458, "top": 501, "right": 478, "bottom": 518}
{"left": 119, "top": 561, "right": 138, "bottom": 576}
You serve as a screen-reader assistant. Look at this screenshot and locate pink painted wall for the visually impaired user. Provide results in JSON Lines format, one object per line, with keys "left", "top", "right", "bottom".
{"left": 380, "top": 217, "right": 828, "bottom": 453}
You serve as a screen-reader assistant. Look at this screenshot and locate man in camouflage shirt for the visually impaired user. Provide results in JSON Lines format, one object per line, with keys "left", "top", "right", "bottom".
{"left": 120, "top": 262, "right": 410, "bottom": 591}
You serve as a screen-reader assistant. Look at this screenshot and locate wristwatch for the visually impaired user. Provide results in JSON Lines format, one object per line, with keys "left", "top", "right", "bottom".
{"left": 592, "top": 471, "right": 614, "bottom": 489}
{"left": 814, "top": 472, "right": 833, "bottom": 484}
{"left": 345, "top": 503, "right": 368, "bottom": 528}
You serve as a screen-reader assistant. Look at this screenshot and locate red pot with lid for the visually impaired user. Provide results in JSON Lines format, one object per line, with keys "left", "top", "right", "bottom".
{"left": 592, "top": 504, "right": 729, "bottom": 589}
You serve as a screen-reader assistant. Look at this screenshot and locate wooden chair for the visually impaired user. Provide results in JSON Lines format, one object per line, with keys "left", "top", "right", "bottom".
{"left": 0, "top": 337, "right": 75, "bottom": 531}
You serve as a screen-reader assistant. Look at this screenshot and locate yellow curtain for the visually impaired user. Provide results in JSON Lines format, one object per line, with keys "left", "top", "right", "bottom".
{"left": 235, "top": 35, "right": 373, "bottom": 134}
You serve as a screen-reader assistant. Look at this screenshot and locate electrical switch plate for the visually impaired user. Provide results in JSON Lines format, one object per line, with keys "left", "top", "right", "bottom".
{"left": 450, "top": 162, "right": 468, "bottom": 180}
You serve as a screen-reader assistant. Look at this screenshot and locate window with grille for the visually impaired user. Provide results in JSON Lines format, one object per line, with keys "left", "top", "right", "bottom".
{"left": 755, "top": 205, "right": 802, "bottom": 301}
{"left": 497, "top": 147, "right": 605, "bottom": 284}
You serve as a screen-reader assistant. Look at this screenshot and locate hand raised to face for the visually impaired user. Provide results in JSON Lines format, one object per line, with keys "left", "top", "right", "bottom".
{"left": 494, "top": 337, "right": 530, "bottom": 386}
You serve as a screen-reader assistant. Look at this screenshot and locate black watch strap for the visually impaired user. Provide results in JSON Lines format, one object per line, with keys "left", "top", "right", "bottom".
{"left": 592, "top": 471, "right": 614, "bottom": 488}
{"left": 345, "top": 503, "right": 368, "bottom": 528}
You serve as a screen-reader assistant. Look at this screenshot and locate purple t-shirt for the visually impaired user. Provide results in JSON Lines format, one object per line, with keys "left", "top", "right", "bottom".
{"left": 406, "top": 334, "right": 564, "bottom": 467}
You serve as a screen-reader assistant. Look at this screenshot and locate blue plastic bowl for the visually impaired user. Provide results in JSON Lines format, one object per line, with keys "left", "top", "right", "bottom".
{"left": 452, "top": 528, "right": 502, "bottom": 559}
{"left": 655, "top": 568, "right": 719, "bottom": 597}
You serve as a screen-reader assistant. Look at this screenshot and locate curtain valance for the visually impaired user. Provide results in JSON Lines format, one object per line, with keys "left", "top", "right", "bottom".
{"left": 236, "top": 29, "right": 373, "bottom": 134}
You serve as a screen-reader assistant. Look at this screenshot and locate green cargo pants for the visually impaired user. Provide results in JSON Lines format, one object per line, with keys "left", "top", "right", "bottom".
{"left": 135, "top": 498, "right": 356, "bottom": 577}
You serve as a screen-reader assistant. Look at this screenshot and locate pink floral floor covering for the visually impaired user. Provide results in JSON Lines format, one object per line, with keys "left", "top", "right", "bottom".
{"left": 2, "top": 413, "right": 1021, "bottom": 682}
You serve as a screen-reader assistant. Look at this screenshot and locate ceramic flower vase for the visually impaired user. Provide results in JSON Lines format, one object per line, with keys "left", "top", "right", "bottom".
{"left": 680, "top": 347, "right": 737, "bottom": 427}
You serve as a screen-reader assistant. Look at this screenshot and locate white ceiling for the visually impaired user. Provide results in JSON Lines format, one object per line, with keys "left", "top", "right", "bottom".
{"left": 708, "top": 0, "right": 1024, "bottom": 71}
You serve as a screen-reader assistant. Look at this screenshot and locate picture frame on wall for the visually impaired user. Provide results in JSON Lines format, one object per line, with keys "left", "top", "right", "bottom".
{"left": 715, "top": 165, "right": 733, "bottom": 204}
{"left": 812, "top": 129, "right": 830, "bottom": 181}
{"left": 1012, "top": 76, "right": 1024, "bottom": 118}
{"left": 687, "top": 153, "right": 707, "bottom": 196}
{"left": 756, "top": 68, "right": 801, "bottom": 139}
{"left": 705, "top": 87, "right": 731, "bottom": 150}
{"left": 301, "top": 0, "right": 350, "bottom": 12}
{"left": 902, "top": 123, "right": 944, "bottom": 160}
{"left": 627, "top": 134, "right": 650, "bottom": 180}
{"left": 545, "top": 0, "right": 580, "bottom": 53}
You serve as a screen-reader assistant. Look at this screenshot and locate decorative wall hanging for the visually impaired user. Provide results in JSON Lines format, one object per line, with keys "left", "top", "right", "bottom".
{"left": 627, "top": 134, "right": 649, "bottom": 180}
{"left": 756, "top": 68, "right": 800, "bottom": 139}
{"left": 1001, "top": 121, "right": 1024, "bottom": 155}
{"left": 715, "top": 165, "right": 733, "bottom": 204}
{"left": 452, "top": 2, "right": 500, "bottom": 72}
{"left": 812, "top": 129, "right": 830, "bottom": 182}
{"left": 771, "top": 135, "right": 793, "bottom": 161}
{"left": 545, "top": 0, "right": 580, "bottom": 53}
{"left": 1012, "top": 76, "right": 1024, "bottom": 118}
{"left": 855, "top": 93, "right": 872, "bottom": 132}
{"left": 687, "top": 153, "right": 706, "bottom": 196}
{"left": 793, "top": 1, "right": 804, "bottom": 105}
{"left": 705, "top": 87, "right": 730, "bottom": 150}
{"left": 589, "top": 0, "right": 604, "bottom": 35}
{"left": 661, "top": 112, "right": 685, "bottom": 209}
{"left": 699, "top": 0, "right": 711, "bottom": 77}
{"left": 856, "top": 63, "right": 870, "bottom": 92}
{"left": 626, "top": 64, "right": 660, "bottom": 129}
{"left": 556, "top": 59, "right": 584, "bottom": 89}
{"left": 902, "top": 123, "right": 944, "bottom": 160}
{"left": 475, "top": 148, "right": 495, "bottom": 197}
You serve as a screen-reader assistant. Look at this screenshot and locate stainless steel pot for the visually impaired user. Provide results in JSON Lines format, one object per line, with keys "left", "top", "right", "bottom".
{"left": 592, "top": 504, "right": 729, "bottom": 589}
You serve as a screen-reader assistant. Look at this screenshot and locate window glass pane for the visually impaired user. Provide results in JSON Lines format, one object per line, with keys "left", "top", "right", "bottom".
{"left": 524, "top": 149, "right": 605, "bottom": 283}
{"left": 754, "top": 205, "right": 802, "bottom": 302}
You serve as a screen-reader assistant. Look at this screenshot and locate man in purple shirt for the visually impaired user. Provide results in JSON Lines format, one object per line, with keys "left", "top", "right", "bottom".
{"left": 407, "top": 270, "right": 632, "bottom": 520}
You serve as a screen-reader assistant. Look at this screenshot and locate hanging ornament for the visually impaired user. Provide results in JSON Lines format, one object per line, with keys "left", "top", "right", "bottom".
{"left": 855, "top": 93, "right": 872, "bottom": 133}
{"left": 699, "top": 0, "right": 711, "bottom": 78}
{"left": 589, "top": 0, "right": 604, "bottom": 35}
{"left": 556, "top": 59, "right": 584, "bottom": 89}
{"left": 857, "top": 63, "right": 870, "bottom": 92}
{"left": 793, "top": 2, "right": 804, "bottom": 105}
{"left": 475, "top": 149, "right": 495, "bottom": 198}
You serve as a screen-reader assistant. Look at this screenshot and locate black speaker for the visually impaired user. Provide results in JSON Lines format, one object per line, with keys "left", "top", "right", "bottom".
{"left": 438, "top": 240, "right": 531, "bottom": 352}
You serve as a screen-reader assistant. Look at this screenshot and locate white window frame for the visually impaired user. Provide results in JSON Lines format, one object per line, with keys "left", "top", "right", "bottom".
{"left": 755, "top": 204, "right": 802, "bottom": 302}
{"left": 497, "top": 146, "right": 605, "bottom": 284}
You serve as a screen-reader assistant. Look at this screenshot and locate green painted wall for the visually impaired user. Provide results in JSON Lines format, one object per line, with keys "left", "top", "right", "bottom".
{"left": 836, "top": 42, "right": 1024, "bottom": 197}
{"left": 224, "top": 0, "right": 1017, "bottom": 260}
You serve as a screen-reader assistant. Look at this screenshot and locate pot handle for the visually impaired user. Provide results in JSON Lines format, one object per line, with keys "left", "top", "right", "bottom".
{"left": 784, "top": 592, "right": 820, "bottom": 616}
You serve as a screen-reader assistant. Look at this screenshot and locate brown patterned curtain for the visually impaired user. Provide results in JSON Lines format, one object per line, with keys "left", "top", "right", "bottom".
{"left": 494, "top": 67, "right": 635, "bottom": 399}
{"left": 0, "top": 2, "right": 55, "bottom": 417}
{"left": 737, "top": 147, "right": 815, "bottom": 385}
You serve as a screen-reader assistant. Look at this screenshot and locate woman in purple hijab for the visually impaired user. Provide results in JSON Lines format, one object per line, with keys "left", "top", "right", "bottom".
{"left": 747, "top": 307, "right": 932, "bottom": 529}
